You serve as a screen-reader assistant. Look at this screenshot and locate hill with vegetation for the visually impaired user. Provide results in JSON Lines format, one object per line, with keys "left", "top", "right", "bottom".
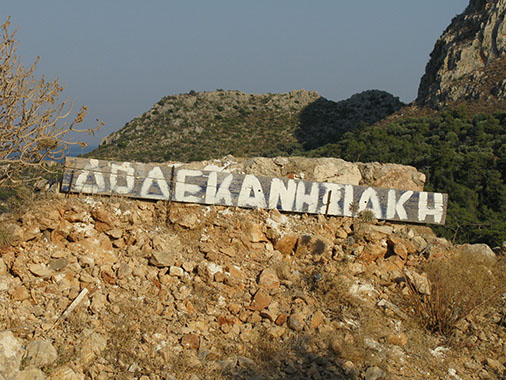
{"left": 90, "top": 89, "right": 404, "bottom": 163}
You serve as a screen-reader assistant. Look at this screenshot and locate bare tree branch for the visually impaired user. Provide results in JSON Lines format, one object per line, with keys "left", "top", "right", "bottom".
{"left": 0, "top": 17, "right": 102, "bottom": 185}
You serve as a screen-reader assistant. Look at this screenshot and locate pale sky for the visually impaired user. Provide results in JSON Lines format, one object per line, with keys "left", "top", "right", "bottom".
{"left": 4, "top": 1, "right": 468, "bottom": 147}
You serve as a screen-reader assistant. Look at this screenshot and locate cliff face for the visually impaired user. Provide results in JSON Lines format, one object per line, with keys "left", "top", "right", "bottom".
{"left": 417, "top": 0, "right": 506, "bottom": 108}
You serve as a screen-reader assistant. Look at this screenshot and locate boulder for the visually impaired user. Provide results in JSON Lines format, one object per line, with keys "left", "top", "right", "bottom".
{"left": 0, "top": 331, "right": 23, "bottom": 377}
{"left": 24, "top": 340, "right": 57, "bottom": 368}
{"left": 458, "top": 243, "right": 496, "bottom": 263}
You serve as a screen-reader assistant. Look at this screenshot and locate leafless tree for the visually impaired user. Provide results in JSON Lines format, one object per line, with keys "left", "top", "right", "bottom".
{"left": 0, "top": 17, "right": 101, "bottom": 185}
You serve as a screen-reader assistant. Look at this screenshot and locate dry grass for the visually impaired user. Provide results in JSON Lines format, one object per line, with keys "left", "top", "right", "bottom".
{"left": 404, "top": 252, "right": 506, "bottom": 336}
{"left": 0, "top": 225, "right": 13, "bottom": 248}
{"left": 313, "top": 272, "right": 360, "bottom": 322}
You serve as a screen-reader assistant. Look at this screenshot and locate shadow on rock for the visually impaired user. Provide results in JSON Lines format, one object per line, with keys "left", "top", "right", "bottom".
{"left": 221, "top": 333, "right": 358, "bottom": 380}
{"left": 295, "top": 90, "right": 404, "bottom": 151}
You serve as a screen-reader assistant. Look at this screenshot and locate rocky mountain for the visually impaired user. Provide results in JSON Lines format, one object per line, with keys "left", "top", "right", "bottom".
{"left": 417, "top": 0, "right": 506, "bottom": 108}
{"left": 90, "top": 89, "right": 403, "bottom": 163}
{"left": 0, "top": 157, "right": 504, "bottom": 379}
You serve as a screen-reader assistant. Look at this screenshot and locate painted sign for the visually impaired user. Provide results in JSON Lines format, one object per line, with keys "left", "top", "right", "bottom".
{"left": 61, "top": 157, "right": 448, "bottom": 224}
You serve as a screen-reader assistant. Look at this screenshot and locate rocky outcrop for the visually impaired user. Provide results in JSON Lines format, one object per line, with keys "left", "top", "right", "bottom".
{"left": 177, "top": 155, "right": 426, "bottom": 191}
{"left": 417, "top": 0, "right": 506, "bottom": 108}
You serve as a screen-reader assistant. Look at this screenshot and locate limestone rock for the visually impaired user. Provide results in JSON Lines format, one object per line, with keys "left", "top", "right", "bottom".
{"left": 0, "top": 331, "right": 23, "bottom": 377}
{"left": 151, "top": 251, "right": 176, "bottom": 268}
{"left": 0, "top": 259, "right": 6, "bottom": 276}
{"left": 24, "top": 340, "right": 57, "bottom": 367}
{"left": 80, "top": 332, "right": 107, "bottom": 366}
{"left": 365, "top": 366, "right": 386, "bottom": 380}
{"left": 458, "top": 243, "right": 496, "bottom": 263}
{"left": 11, "top": 286, "right": 30, "bottom": 302}
{"left": 359, "top": 240, "right": 388, "bottom": 264}
{"left": 243, "top": 222, "right": 267, "bottom": 243}
{"left": 310, "top": 311, "right": 325, "bottom": 329}
{"left": 387, "top": 333, "right": 408, "bottom": 347}
{"left": 249, "top": 289, "right": 271, "bottom": 311}
{"left": 169, "top": 266, "right": 184, "bottom": 277}
{"left": 258, "top": 268, "right": 280, "bottom": 291}
{"left": 181, "top": 334, "right": 200, "bottom": 349}
{"left": 287, "top": 313, "right": 305, "bottom": 332}
{"left": 91, "top": 207, "right": 112, "bottom": 227}
{"left": 359, "top": 162, "right": 425, "bottom": 191}
{"left": 274, "top": 235, "right": 298, "bottom": 255}
{"left": 417, "top": 0, "right": 506, "bottom": 107}
{"left": 405, "top": 270, "right": 431, "bottom": 295}
{"left": 48, "top": 367, "right": 84, "bottom": 380}
{"left": 16, "top": 368, "right": 46, "bottom": 380}
{"left": 28, "top": 264, "right": 53, "bottom": 278}
{"left": 198, "top": 261, "right": 223, "bottom": 283}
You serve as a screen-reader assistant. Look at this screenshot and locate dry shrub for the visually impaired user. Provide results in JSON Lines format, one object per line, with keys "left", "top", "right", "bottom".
{"left": 313, "top": 272, "right": 359, "bottom": 321}
{"left": 0, "top": 225, "right": 13, "bottom": 248}
{"left": 0, "top": 185, "right": 34, "bottom": 215}
{"left": 404, "top": 252, "right": 506, "bottom": 336}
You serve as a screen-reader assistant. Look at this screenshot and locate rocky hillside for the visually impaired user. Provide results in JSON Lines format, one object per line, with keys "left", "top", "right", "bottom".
{"left": 0, "top": 157, "right": 505, "bottom": 380}
{"left": 90, "top": 90, "right": 403, "bottom": 163}
{"left": 417, "top": 0, "right": 506, "bottom": 108}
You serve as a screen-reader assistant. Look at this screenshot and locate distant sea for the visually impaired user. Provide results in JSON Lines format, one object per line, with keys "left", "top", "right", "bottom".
{"left": 54, "top": 144, "right": 97, "bottom": 163}
{"left": 65, "top": 144, "right": 97, "bottom": 158}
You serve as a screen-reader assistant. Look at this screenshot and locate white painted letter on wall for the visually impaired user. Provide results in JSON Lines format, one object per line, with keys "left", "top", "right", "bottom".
{"left": 205, "top": 172, "right": 233, "bottom": 205}
{"left": 358, "top": 188, "right": 382, "bottom": 219}
{"left": 268, "top": 178, "right": 296, "bottom": 211}
{"left": 386, "top": 190, "right": 413, "bottom": 220}
{"left": 237, "top": 175, "right": 267, "bottom": 208}
{"left": 175, "top": 169, "right": 203, "bottom": 203}
{"left": 418, "top": 192, "right": 444, "bottom": 223}
{"left": 140, "top": 166, "right": 170, "bottom": 200}
{"left": 318, "top": 183, "right": 343, "bottom": 215}
{"left": 74, "top": 159, "right": 106, "bottom": 194}
{"left": 295, "top": 182, "right": 320, "bottom": 213}
{"left": 110, "top": 163, "right": 135, "bottom": 194}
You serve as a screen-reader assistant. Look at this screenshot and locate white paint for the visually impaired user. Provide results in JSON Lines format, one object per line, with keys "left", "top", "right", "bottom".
{"left": 74, "top": 159, "right": 106, "bottom": 193}
{"left": 386, "top": 190, "right": 413, "bottom": 220}
{"left": 358, "top": 187, "right": 382, "bottom": 219}
{"left": 205, "top": 172, "right": 233, "bottom": 204}
{"left": 268, "top": 178, "right": 296, "bottom": 211}
{"left": 343, "top": 185, "right": 355, "bottom": 216}
{"left": 418, "top": 192, "right": 444, "bottom": 223}
{"left": 237, "top": 175, "right": 267, "bottom": 208}
{"left": 110, "top": 162, "right": 135, "bottom": 194}
{"left": 208, "top": 263, "right": 223, "bottom": 277}
{"left": 175, "top": 169, "right": 203, "bottom": 203}
{"left": 295, "top": 181, "right": 319, "bottom": 213}
{"left": 139, "top": 166, "right": 170, "bottom": 200}
{"left": 318, "top": 183, "right": 343, "bottom": 215}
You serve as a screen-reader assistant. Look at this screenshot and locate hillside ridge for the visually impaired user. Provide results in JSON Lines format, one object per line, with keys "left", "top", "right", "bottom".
{"left": 90, "top": 89, "right": 403, "bottom": 163}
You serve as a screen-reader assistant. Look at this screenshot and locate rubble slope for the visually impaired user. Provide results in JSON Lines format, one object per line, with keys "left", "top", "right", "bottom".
{"left": 0, "top": 158, "right": 504, "bottom": 380}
